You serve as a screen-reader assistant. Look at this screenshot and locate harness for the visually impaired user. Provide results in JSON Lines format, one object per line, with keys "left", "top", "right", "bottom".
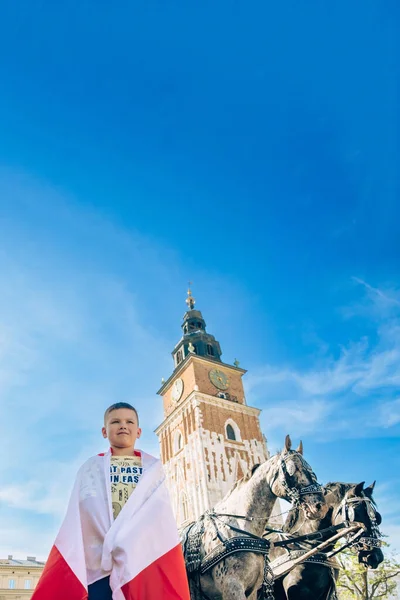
{"left": 181, "top": 511, "right": 274, "bottom": 600}
{"left": 332, "top": 493, "right": 382, "bottom": 551}
{"left": 268, "top": 489, "right": 383, "bottom": 600}
{"left": 270, "top": 546, "right": 340, "bottom": 575}
{"left": 181, "top": 451, "right": 325, "bottom": 600}
{"left": 272, "top": 453, "right": 323, "bottom": 505}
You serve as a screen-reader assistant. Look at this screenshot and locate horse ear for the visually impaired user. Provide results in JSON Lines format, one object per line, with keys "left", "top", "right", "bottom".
{"left": 364, "top": 481, "right": 376, "bottom": 497}
{"left": 354, "top": 481, "right": 365, "bottom": 497}
{"left": 284, "top": 435, "right": 292, "bottom": 453}
{"left": 296, "top": 440, "right": 303, "bottom": 455}
{"left": 251, "top": 464, "right": 261, "bottom": 476}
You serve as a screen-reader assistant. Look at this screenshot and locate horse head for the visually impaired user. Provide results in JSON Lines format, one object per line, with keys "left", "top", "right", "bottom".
{"left": 356, "top": 481, "right": 384, "bottom": 569}
{"left": 269, "top": 435, "right": 327, "bottom": 520}
{"left": 331, "top": 481, "right": 384, "bottom": 569}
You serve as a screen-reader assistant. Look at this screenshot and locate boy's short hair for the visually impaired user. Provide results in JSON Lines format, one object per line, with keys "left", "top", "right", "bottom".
{"left": 104, "top": 402, "right": 139, "bottom": 425}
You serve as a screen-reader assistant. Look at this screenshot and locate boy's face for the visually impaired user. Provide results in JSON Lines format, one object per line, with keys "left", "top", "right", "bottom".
{"left": 102, "top": 408, "right": 142, "bottom": 451}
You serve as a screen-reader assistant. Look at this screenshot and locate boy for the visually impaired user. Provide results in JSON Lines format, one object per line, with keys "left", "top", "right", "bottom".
{"left": 32, "top": 402, "right": 190, "bottom": 600}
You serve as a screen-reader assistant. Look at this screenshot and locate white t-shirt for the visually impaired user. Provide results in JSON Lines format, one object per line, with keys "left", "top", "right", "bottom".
{"left": 110, "top": 451, "right": 143, "bottom": 519}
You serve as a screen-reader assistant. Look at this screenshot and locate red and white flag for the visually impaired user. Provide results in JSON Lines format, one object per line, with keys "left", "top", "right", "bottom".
{"left": 32, "top": 450, "right": 190, "bottom": 600}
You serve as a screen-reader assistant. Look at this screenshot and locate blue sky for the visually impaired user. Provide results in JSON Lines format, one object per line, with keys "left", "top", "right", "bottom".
{"left": 0, "top": 1, "right": 399, "bottom": 558}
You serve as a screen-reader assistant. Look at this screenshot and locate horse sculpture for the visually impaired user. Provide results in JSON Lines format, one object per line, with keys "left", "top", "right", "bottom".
{"left": 268, "top": 481, "right": 384, "bottom": 600}
{"left": 181, "top": 435, "right": 327, "bottom": 600}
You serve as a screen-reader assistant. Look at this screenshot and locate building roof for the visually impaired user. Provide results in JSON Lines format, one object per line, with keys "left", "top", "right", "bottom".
{"left": 0, "top": 555, "right": 45, "bottom": 567}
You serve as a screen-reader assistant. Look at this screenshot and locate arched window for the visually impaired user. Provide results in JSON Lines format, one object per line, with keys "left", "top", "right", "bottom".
{"left": 226, "top": 424, "right": 236, "bottom": 441}
{"left": 174, "top": 430, "right": 183, "bottom": 453}
{"left": 225, "top": 419, "right": 241, "bottom": 442}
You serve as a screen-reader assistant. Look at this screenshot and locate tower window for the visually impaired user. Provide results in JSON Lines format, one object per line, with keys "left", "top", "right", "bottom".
{"left": 206, "top": 344, "right": 215, "bottom": 356}
{"left": 174, "top": 430, "right": 183, "bottom": 453}
{"left": 176, "top": 350, "right": 183, "bottom": 365}
{"left": 226, "top": 424, "right": 236, "bottom": 441}
{"left": 225, "top": 419, "right": 241, "bottom": 442}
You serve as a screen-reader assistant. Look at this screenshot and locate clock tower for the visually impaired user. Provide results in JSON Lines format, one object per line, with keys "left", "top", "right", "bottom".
{"left": 155, "top": 288, "right": 270, "bottom": 527}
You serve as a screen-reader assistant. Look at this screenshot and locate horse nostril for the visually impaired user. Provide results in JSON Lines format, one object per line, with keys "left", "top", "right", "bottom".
{"left": 316, "top": 503, "right": 322, "bottom": 510}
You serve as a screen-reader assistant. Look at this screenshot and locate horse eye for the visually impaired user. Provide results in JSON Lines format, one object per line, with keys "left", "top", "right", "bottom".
{"left": 375, "top": 512, "right": 382, "bottom": 525}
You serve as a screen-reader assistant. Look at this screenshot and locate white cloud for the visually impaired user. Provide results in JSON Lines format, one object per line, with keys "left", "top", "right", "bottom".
{"left": 0, "top": 520, "right": 55, "bottom": 561}
{"left": 0, "top": 452, "right": 95, "bottom": 518}
{"left": 381, "top": 524, "right": 400, "bottom": 561}
{"left": 352, "top": 277, "right": 400, "bottom": 309}
{"left": 246, "top": 278, "right": 400, "bottom": 442}
{"left": 374, "top": 483, "right": 400, "bottom": 523}
{"left": 247, "top": 279, "right": 400, "bottom": 551}
{"left": 260, "top": 399, "right": 332, "bottom": 435}
{"left": 379, "top": 398, "right": 400, "bottom": 428}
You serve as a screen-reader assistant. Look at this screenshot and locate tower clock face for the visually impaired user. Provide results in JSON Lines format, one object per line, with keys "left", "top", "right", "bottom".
{"left": 209, "top": 369, "right": 230, "bottom": 390}
{"left": 172, "top": 378, "right": 184, "bottom": 403}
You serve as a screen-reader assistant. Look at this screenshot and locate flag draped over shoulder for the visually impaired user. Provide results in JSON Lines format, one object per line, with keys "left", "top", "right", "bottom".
{"left": 32, "top": 450, "right": 190, "bottom": 600}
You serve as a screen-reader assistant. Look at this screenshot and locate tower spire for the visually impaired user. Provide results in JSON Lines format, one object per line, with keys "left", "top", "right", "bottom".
{"left": 186, "top": 281, "right": 196, "bottom": 310}
{"left": 169, "top": 285, "right": 223, "bottom": 367}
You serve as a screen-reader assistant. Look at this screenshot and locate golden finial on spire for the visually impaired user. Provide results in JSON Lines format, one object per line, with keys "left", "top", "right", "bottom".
{"left": 186, "top": 281, "right": 196, "bottom": 310}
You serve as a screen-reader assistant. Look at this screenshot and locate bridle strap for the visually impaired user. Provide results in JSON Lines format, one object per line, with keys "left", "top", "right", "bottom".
{"left": 333, "top": 495, "right": 378, "bottom": 522}
{"left": 276, "top": 453, "right": 323, "bottom": 504}
{"left": 332, "top": 493, "right": 382, "bottom": 549}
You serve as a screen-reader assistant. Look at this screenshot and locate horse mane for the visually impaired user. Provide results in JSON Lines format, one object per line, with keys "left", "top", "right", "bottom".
{"left": 218, "top": 449, "right": 300, "bottom": 504}
{"left": 221, "top": 461, "right": 265, "bottom": 501}
{"left": 224, "top": 449, "right": 301, "bottom": 502}
{"left": 283, "top": 481, "right": 342, "bottom": 533}
{"left": 324, "top": 481, "right": 349, "bottom": 496}
{"left": 325, "top": 481, "right": 377, "bottom": 507}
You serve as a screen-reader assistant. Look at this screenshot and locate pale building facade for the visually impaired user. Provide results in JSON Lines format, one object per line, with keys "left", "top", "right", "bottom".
{"left": 0, "top": 556, "right": 44, "bottom": 600}
{"left": 155, "top": 289, "right": 276, "bottom": 528}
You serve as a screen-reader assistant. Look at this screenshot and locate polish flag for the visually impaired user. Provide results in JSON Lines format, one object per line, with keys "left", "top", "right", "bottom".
{"left": 32, "top": 452, "right": 190, "bottom": 600}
